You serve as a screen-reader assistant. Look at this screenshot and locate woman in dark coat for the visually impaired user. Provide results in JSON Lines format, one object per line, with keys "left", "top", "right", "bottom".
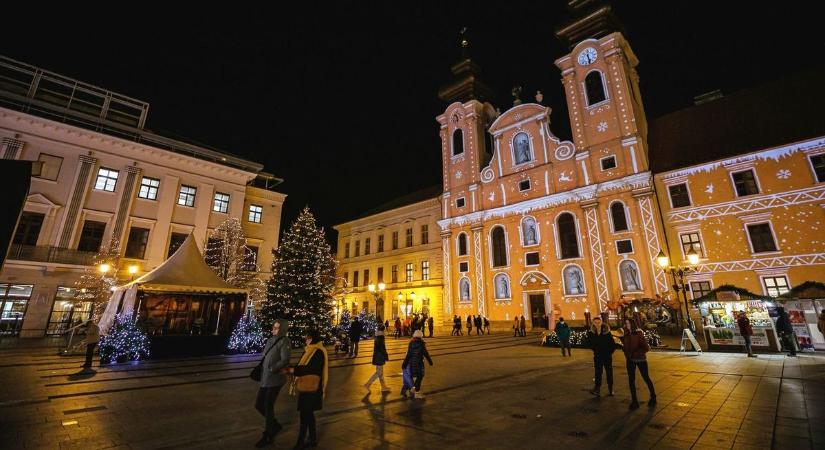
{"left": 621, "top": 318, "right": 656, "bottom": 410}
{"left": 401, "top": 330, "right": 433, "bottom": 399}
{"left": 287, "top": 329, "right": 328, "bottom": 449}
{"left": 364, "top": 325, "right": 390, "bottom": 392}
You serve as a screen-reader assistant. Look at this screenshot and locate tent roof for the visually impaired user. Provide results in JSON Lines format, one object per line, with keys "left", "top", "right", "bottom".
{"left": 121, "top": 233, "right": 247, "bottom": 294}
{"left": 692, "top": 284, "right": 771, "bottom": 304}
{"left": 778, "top": 281, "right": 825, "bottom": 300}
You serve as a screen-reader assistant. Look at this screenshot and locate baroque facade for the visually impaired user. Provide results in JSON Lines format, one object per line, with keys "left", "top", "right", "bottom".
{"left": 0, "top": 55, "right": 285, "bottom": 337}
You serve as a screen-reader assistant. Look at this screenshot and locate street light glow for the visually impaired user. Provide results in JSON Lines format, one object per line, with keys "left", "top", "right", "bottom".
{"left": 686, "top": 246, "right": 700, "bottom": 266}
{"left": 378, "top": 282, "right": 385, "bottom": 291}
{"left": 128, "top": 265, "right": 139, "bottom": 275}
{"left": 99, "top": 263, "right": 111, "bottom": 274}
{"left": 656, "top": 250, "right": 669, "bottom": 269}
{"left": 368, "top": 284, "right": 376, "bottom": 292}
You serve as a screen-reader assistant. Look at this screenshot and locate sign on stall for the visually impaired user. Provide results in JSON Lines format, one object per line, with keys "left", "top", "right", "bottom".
{"left": 708, "top": 326, "right": 769, "bottom": 346}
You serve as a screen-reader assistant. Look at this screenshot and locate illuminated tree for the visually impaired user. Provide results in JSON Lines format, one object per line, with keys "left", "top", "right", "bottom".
{"left": 99, "top": 312, "right": 150, "bottom": 363}
{"left": 75, "top": 236, "right": 121, "bottom": 320}
{"left": 227, "top": 313, "right": 266, "bottom": 353}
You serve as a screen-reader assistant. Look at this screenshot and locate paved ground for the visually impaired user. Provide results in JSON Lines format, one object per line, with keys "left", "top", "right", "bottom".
{"left": 0, "top": 332, "right": 823, "bottom": 450}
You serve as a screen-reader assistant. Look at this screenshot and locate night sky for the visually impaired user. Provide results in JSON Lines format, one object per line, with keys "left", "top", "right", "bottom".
{"left": 4, "top": 2, "right": 823, "bottom": 241}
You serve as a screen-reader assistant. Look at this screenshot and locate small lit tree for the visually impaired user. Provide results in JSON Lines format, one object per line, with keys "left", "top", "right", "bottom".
{"left": 204, "top": 218, "right": 260, "bottom": 291}
{"left": 75, "top": 236, "right": 121, "bottom": 320}
{"left": 99, "top": 312, "right": 150, "bottom": 363}
{"left": 227, "top": 313, "right": 266, "bottom": 353}
{"left": 358, "top": 309, "right": 379, "bottom": 339}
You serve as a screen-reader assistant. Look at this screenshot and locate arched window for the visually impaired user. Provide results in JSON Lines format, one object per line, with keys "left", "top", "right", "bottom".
{"left": 585, "top": 71, "right": 606, "bottom": 106}
{"left": 459, "top": 277, "right": 471, "bottom": 302}
{"left": 619, "top": 260, "right": 642, "bottom": 292}
{"left": 610, "top": 202, "right": 629, "bottom": 232}
{"left": 452, "top": 129, "right": 464, "bottom": 156}
{"left": 513, "top": 132, "right": 532, "bottom": 165}
{"left": 457, "top": 233, "right": 468, "bottom": 256}
{"left": 562, "top": 265, "right": 586, "bottom": 296}
{"left": 557, "top": 213, "right": 579, "bottom": 259}
{"left": 521, "top": 216, "right": 539, "bottom": 246}
{"left": 494, "top": 273, "right": 510, "bottom": 299}
{"left": 490, "top": 226, "right": 508, "bottom": 267}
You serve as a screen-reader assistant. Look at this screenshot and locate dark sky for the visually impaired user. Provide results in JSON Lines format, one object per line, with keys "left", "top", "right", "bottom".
{"left": 3, "top": 2, "right": 823, "bottom": 241}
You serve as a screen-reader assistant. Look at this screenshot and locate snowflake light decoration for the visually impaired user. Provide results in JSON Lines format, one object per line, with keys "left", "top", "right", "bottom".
{"left": 776, "top": 169, "right": 791, "bottom": 179}
{"left": 596, "top": 121, "right": 608, "bottom": 132}
{"left": 455, "top": 169, "right": 463, "bottom": 179}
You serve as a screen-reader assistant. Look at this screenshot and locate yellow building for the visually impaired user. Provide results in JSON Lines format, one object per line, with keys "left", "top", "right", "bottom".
{"left": 333, "top": 188, "right": 444, "bottom": 324}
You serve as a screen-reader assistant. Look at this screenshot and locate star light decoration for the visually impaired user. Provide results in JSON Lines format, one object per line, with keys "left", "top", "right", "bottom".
{"left": 596, "top": 121, "right": 608, "bottom": 132}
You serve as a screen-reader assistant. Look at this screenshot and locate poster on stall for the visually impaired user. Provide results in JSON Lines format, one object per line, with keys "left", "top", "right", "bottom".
{"left": 708, "top": 326, "right": 769, "bottom": 346}
{"left": 786, "top": 305, "right": 814, "bottom": 350}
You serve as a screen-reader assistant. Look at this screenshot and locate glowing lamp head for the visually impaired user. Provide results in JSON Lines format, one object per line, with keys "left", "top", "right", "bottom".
{"left": 686, "top": 246, "right": 700, "bottom": 266}
{"left": 128, "top": 265, "right": 139, "bottom": 275}
{"left": 98, "top": 263, "right": 111, "bottom": 274}
{"left": 656, "top": 251, "right": 669, "bottom": 269}
{"left": 397, "top": 293, "right": 403, "bottom": 301}
{"left": 368, "top": 284, "right": 376, "bottom": 293}
{"left": 410, "top": 292, "right": 416, "bottom": 300}
{"left": 378, "top": 282, "right": 385, "bottom": 291}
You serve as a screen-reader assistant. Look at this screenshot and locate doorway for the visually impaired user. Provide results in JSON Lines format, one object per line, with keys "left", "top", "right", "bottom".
{"left": 529, "top": 294, "right": 546, "bottom": 328}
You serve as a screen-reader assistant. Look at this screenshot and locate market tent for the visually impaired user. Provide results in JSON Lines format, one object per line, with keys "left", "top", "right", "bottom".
{"left": 691, "top": 285, "right": 771, "bottom": 304}
{"left": 98, "top": 233, "right": 246, "bottom": 333}
{"left": 778, "top": 281, "right": 825, "bottom": 300}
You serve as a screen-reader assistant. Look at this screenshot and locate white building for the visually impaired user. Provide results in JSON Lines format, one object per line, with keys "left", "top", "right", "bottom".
{"left": 0, "top": 56, "right": 285, "bottom": 337}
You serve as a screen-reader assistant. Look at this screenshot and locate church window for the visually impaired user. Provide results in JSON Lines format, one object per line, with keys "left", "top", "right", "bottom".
{"left": 585, "top": 71, "right": 607, "bottom": 106}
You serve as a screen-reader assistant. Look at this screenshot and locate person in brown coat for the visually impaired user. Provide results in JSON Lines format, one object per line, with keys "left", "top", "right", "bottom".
{"left": 621, "top": 318, "right": 656, "bottom": 410}
{"left": 736, "top": 311, "right": 756, "bottom": 357}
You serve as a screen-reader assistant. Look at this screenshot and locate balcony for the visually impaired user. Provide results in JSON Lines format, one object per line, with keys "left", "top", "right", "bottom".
{"left": 6, "top": 244, "right": 96, "bottom": 266}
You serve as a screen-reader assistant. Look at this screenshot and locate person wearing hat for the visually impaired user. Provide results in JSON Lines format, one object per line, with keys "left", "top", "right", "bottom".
{"left": 401, "top": 330, "right": 433, "bottom": 399}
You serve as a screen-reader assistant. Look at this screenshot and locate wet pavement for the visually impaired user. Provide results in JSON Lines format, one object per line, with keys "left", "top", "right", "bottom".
{"left": 0, "top": 332, "right": 823, "bottom": 449}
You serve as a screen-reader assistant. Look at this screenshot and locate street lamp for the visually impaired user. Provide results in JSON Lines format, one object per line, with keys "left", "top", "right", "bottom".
{"left": 98, "top": 263, "right": 111, "bottom": 274}
{"left": 368, "top": 282, "right": 386, "bottom": 322}
{"left": 656, "top": 246, "right": 700, "bottom": 332}
{"left": 128, "top": 265, "right": 139, "bottom": 281}
{"left": 396, "top": 291, "right": 416, "bottom": 319}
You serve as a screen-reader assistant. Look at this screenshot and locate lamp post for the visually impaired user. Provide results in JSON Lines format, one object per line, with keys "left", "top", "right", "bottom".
{"left": 656, "top": 246, "right": 700, "bottom": 332}
{"left": 396, "top": 291, "right": 416, "bottom": 319}
{"left": 368, "top": 282, "right": 386, "bottom": 322}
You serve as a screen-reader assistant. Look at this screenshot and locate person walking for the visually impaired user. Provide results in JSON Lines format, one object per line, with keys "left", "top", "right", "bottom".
{"left": 401, "top": 330, "right": 433, "bottom": 399}
{"left": 451, "top": 315, "right": 458, "bottom": 336}
{"left": 736, "top": 311, "right": 757, "bottom": 358}
{"left": 254, "top": 319, "right": 291, "bottom": 448}
{"left": 427, "top": 316, "right": 434, "bottom": 338}
{"left": 348, "top": 317, "right": 363, "bottom": 358}
{"left": 483, "top": 316, "right": 491, "bottom": 335}
{"left": 621, "top": 318, "right": 656, "bottom": 410}
{"left": 775, "top": 307, "right": 797, "bottom": 357}
{"left": 466, "top": 315, "right": 473, "bottom": 336}
{"left": 519, "top": 315, "right": 527, "bottom": 337}
{"left": 587, "top": 316, "right": 615, "bottom": 397}
{"left": 364, "top": 325, "right": 391, "bottom": 393}
{"left": 513, "top": 317, "right": 520, "bottom": 337}
{"left": 474, "top": 315, "right": 482, "bottom": 335}
{"left": 82, "top": 319, "right": 100, "bottom": 370}
{"left": 556, "top": 317, "right": 572, "bottom": 357}
{"left": 286, "top": 329, "right": 328, "bottom": 450}
{"left": 394, "top": 317, "right": 402, "bottom": 339}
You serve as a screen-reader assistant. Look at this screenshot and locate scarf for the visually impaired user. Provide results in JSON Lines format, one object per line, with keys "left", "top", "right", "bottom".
{"left": 298, "top": 342, "right": 329, "bottom": 395}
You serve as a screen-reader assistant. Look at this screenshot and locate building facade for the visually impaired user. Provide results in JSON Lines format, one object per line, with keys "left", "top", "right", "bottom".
{"left": 0, "top": 56, "right": 285, "bottom": 337}
{"left": 333, "top": 192, "right": 443, "bottom": 325}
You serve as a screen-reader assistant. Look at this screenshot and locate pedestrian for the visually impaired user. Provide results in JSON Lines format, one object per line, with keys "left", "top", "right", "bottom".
{"left": 384, "top": 319, "right": 389, "bottom": 330}
{"left": 483, "top": 316, "right": 491, "bottom": 335}
{"left": 451, "top": 315, "right": 458, "bottom": 336}
{"left": 348, "top": 317, "right": 362, "bottom": 358}
{"left": 474, "top": 315, "right": 482, "bottom": 335}
{"left": 364, "top": 325, "right": 391, "bottom": 393}
{"left": 818, "top": 311, "right": 825, "bottom": 337}
{"left": 556, "top": 317, "right": 572, "bottom": 357}
{"left": 394, "top": 317, "right": 402, "bottom": 339}
{"left": 82, "top": 319, "right": 99, "bottom": 370}
{"left": 254, "top": 319, "right": 291, "bottom": 448}
{"left": 519, "top": 315, "right": 527, "bottom": 337}
{"left": 736, "top": 310, "right": 757, "bottom": 358}
{"left": 286, "top": 329, "right": 328, "bottom": 450}
{"left": 775, "top": 306, "right": 797, "bottom": 357}
{"left": 401, "top": 330, "right": 433, "bottom": 399}
{"left": 587, "top": 316, "right": 615, "bottom": 397}
{"left": 513, "top": 317, "right": 520, "bottom": 337}
{"left": 427, "top": 316, "right": 434, "bottom": 338}
{"left": 621, "top": 318, "right": 656, "bottom": 410}
{"left": 467, "top": 315, "right": 473, "bottom": 336}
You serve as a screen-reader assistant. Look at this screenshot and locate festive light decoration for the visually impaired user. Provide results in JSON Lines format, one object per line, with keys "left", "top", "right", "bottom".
{"left": 260, "top": 207, "right": 337, "bottom": 347}
{"left": 337, "top": 309, "right": 351, "bottom": 335}
{"left": 75, "top": 237, "right": 122, "bottom": 320}
{"left": 204, "top": 218, "right": 266, "bottom": 306}
{"left": 357, "top": 309, "right": 379, "bottom": 339}
{"left": 541, "top": 328, "right": 662, "bottom": 348}
{"left": 227, "top": 313, "right": 266, "bottom": 353}
{"left": 99, "top": 313, "right": 150, "bottom": 363}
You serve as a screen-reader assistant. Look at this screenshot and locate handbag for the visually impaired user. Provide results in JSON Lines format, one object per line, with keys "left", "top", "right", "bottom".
{"left": 250, "top": 337, "right": 280, "bottom": 382}
{"left": 295, "top": 374, "right": 321, "bottom": 393}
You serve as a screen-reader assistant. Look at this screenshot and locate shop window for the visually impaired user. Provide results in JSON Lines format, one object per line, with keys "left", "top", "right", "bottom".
{"left": 732, "top": 170, "right": 759, "bottom": 196}
{"left": 45, "top": 287, "right": 92, "bottom": 336}
{"left": 668, "top": 183, "right": 691, "bottom": 208}
{"left": 762, "top": 276, "right": 790, "bottom": 297}
{"left": 139, "top": 177, "right": 160, "bottom": 200}
{"left": 585, "top": 71, "right": 606, "bottom": 106}
{"left": 490, "top": 226, "right": 508, "bottom": 267}
{"left": 557, "top": 213, "right": 580, "bottom": 259}
{"left": 77, "top": 220, "right": 106, "bottom": 252}
{"left": 0, "top": 284, "right": 32, "bottom": 336}
{"left": 747, "top": 223, "right": 777, "bottom": 253}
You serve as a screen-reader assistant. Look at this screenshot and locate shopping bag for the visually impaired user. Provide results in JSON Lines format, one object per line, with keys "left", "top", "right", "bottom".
{"left": 401, "top": 366, "right": 413, "bottom": 391}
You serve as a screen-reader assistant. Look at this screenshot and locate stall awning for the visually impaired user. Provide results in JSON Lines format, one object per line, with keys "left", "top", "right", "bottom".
{"left": 120, "top": 234, "right": 247, "bottom": 295}
{"left": 778, "top": 281, "right": 825, "bottom": 300}
{"left": 692, "top": 285, "right": 772, "bottom": 304}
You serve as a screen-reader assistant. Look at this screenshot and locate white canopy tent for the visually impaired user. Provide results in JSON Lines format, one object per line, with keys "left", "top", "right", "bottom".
{"left": 99, "top": 233, "right": 247, "bottom": 333}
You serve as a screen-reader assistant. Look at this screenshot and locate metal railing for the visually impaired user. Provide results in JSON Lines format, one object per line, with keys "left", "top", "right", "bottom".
{"left": 6, "top": 244, "right": 96, "bottom": 266}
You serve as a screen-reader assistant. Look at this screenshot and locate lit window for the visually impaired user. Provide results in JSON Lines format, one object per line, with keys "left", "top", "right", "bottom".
{"left": 763, "top": 276, "right": 790, "bottom": 297}
{"left": 178, "top": 185, "right": 197, "bottom": 206}
{"left": 248, "top": 204, "right": 263, "bottom": 223}
{"left": 679, "top": 233, "right": 704, "bottom": 257}
{"left": 94, "top": 168, "right": 119, "bottom": 192}
{"left": 213, "top": 192, "right": 230, "bottom": 213}
{"left": 138, "top": 177, "right": 160, "bottom": 200}
{"left": 421, "top": 261, "right": 430, "bottom": 280}
{"left": 690, "top": 281, "right": 712, "bottom": 300}
{"left": 405, "top": 263, "right": 414, "bottom": 282}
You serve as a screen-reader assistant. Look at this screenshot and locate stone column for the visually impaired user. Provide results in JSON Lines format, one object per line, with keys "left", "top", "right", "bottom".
{"left": 110, "top": 165, "right": 142, "bottom": 247}
{"left": 581, "top": 199, "right": 610, "bottom": 312}
{"left": 440, "top": 229, "right": 452, "bottom": 316}
{"left": 57, "top": 154, "right": 97, "bottom": 248}
{"left": 633, "top": 187, "right": 668, "bottom": 294}
{"left": 471, "top": 222, "right": 486, "bottom": 317}
{"left": 1, "top": 137, "right": 24, "bottom": 159}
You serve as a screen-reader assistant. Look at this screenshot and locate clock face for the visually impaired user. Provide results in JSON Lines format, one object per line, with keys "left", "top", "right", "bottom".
{"left": 577, "top": 47, "right": 598, "bottom": 65}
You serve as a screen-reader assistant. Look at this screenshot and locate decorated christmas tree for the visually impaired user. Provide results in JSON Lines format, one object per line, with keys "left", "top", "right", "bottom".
{"left": 260, "top": 207, "right": 336, "bottom": 347}
{"left": 99, "top": 313, "right": 150, "bottom": 363}
{"left": 227, "top": 313, "right": 266, "bottom": 353}
{"left": 204, "top": 218, "right": 266, "bottom": 305}
{"left": 337, "top": 309, "right": 351, "bottom": 335}
{"left": 358, "top": 309, "right": 379, "bottom": 339}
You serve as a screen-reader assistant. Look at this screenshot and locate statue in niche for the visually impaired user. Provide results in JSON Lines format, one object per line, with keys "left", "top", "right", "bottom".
{"left": 514, "top": 133, "right": 531, "bottom": 164}
{"left": 565, "top": 267, "right": 584, "bottom": 295}
{"left": 496, "top": 275, "right": 510, "bottom": 299}
{"left": 523, "top": 219, "right": 537, "bottom": 245}
{"left": 460, "top": 279, "right": 470, "bottom": 301}
{"left": 621, "top": 261, "right": 640, "bottom": 291}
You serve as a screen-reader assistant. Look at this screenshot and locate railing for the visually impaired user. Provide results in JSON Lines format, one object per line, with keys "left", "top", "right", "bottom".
{"left": 7, "top": 244, "right": 96, "bottom": 266}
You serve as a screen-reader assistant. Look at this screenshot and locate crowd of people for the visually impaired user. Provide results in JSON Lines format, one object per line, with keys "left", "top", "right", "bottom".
{"left": 449, "top": 314, "right": 497, "bottom": 335}
{"left": 390, "top": 314, "right": 435, "bottom": 338}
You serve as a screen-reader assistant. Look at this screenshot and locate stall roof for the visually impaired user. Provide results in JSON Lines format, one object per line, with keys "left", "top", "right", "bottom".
{"left": 692, "top": 285, "right": 771, "bottom": 304}
{"left": 778, "top": 281, "right": 825, "bottom": 300}
{"left": 121, "top": 234, "right": 247, "bottom": 294}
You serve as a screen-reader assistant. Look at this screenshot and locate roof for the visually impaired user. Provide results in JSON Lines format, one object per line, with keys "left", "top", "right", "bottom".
{"left": 649, "top": 66, "right": 825, "bottom": 173}
{"left": 692, "top": 285, "right": 771, "bottom": 304}
{"left": 341, "top": 184, "right": 443, "bottom": 224}
{"left": 122, "top": 233, "right": 246, "bottom": 294}
{"left": 778, "top": 281, "right": 825, "bottom": 300}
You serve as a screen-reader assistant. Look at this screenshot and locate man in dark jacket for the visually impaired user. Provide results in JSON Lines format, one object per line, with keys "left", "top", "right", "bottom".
{"left": 556, "top": 317, "right": 572, "bottom": 356}
{"left": 736, "top": 311, "right": 757, "bottom": 358}
{"left": 348, "top": 317, "right": 363, "bottom": 358}
{"left": 474, "top": 315, "right": 482, "bottom": 335}
{"left": 427, "top": 316, "right": 434, "bottom": 337}
{"left": 587, "top": 316, "right": 614, "bottom": 396}
{"left": 466, "top": 315, "right": 473, "bottom": 336}
{"left": 775, "top": 307, "right": 797, "bottom": 356}
{"left": 254, "top": 319, "right": 291, "bottom": 448}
